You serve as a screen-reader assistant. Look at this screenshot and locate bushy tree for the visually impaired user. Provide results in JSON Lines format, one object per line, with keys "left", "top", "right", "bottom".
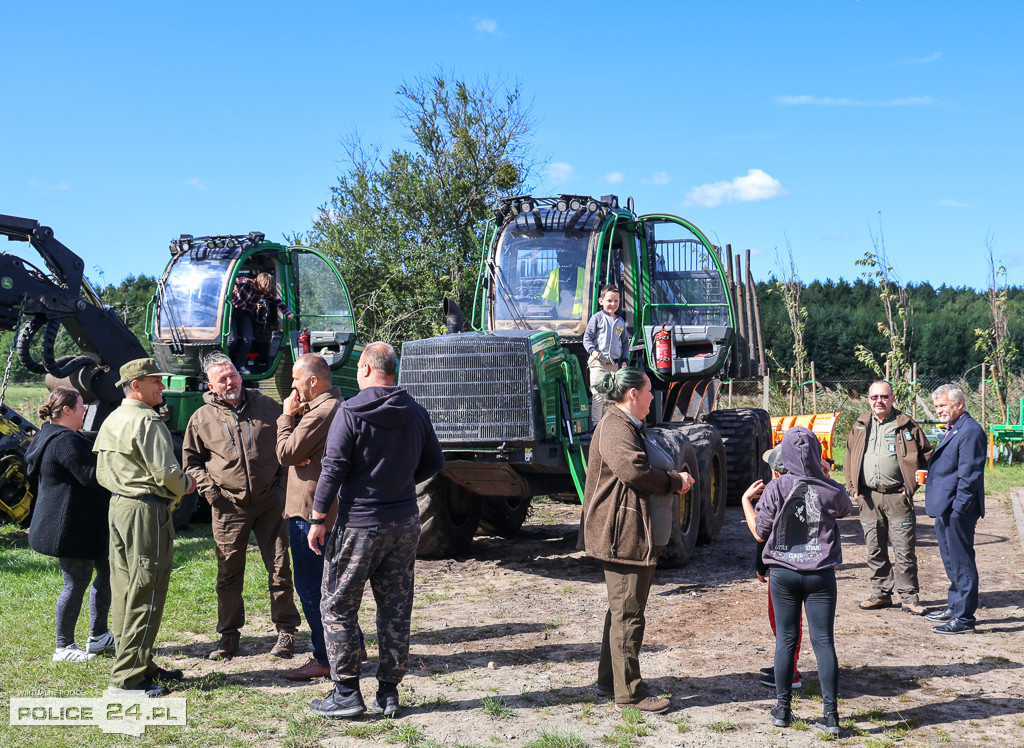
{"left": 301, "top": 72, "right": 536, "bottom": 344}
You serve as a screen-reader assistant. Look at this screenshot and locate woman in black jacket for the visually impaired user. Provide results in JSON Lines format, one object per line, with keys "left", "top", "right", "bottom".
{"left": 27, "top": 387, "right": 114, "bottom": 662}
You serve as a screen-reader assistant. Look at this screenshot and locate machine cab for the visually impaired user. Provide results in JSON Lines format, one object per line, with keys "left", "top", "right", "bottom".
{"left": 149, "top": 233, "right": 357, "bottom": 380}
{"left": 482, "top": 196, "right": 733, "bottom": 380}
{"left": 485, "top": 196, "right": 626, "bottom": 340}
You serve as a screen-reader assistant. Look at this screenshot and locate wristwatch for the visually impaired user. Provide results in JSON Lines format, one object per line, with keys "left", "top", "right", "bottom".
{"left": 307, "top": 514, "right": 325, "bottom": 525}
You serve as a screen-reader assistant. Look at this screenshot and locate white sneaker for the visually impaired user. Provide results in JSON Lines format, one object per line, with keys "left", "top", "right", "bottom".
{"left": 87, "top": 631, "right": 115, "bottom": 653}
{"left": 53, "top": 644, "right": 97, "bottom": 662}
{"left": 239, "top": 367, "right": 251, "bottom": 375}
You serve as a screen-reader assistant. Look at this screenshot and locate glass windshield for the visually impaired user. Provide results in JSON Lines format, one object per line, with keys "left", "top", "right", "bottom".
{"left": 491, "top": 208, "right": 599, "bottom": 328}
{"left": 294, "top": 252, "right": 354, "bottom": 333}
{"left": 158, "top": 256, "right": 231, "bottom": 338}
{"left": 648, "top": 222, "right": 730, "bottom": 328}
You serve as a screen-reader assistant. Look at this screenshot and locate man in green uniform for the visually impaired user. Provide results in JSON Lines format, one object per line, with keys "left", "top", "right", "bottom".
{"left": 94, "top": 358, "right": 195, "bottom": 697}
{"left": 844, "top": 379, "right": 933, "bottom": 615}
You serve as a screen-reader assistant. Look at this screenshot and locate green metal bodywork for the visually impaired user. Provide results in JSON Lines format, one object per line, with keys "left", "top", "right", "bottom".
{"left": 458, "top": 199, "right": 735, "bottom": 502}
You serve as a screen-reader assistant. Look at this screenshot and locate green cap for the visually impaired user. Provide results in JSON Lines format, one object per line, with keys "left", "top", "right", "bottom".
{"left": 116, "top": 357, "right": 169, "bottom": 387}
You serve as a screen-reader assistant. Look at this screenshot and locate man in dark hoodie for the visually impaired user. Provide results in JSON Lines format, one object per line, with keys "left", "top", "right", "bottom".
{"left": 306, "top": 342, "right": 445, "bottom": 719}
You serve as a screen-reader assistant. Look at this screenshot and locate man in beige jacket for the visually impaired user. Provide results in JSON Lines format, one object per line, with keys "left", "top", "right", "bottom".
{"left": 276, "top": 353, "right": 343, "bottom": 680}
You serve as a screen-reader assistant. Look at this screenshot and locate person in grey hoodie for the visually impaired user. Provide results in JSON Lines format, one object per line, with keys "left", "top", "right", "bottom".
{"left": 306, "top": 342, "right": 444, "bottom": 720}
{"left": 741, "top": 426, "right": 854, "bottom": 736}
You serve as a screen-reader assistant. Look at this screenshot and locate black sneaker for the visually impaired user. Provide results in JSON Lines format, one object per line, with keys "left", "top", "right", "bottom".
{"left": 758, "top": 671, "right": 802, "bottom": 689}
{"left": 813, "top": 712, "right": 841, "bottom": 735}
{"left": 109, "top": 680, "right": 170, "bottom": 698}
{"left": 770, "top": 706, "right": 791, "bottom": 727}
{"left": 310, "top": 689, "right": 366, "bottom": 718}
{"left": 370, "top": 693, "right": 401, "bottom": 718}
{"left": 153, "top": 666, "right": 184, "bottom": 682}
{"left": 759, "top": 666, "right": 774, "bottom": 677}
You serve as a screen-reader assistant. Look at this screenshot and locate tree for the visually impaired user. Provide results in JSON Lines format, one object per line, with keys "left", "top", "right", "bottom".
{"left": 974, "top": 233, "right": 1018, "bottom": 421}
{"left": 768, "top": 238, "right": 808, "bottom": 410}
{"left": 854, "top": 215, "right": 917, "bottom": 404}
{"left": 301, "top": 72, "right": 535, "bottom": 344}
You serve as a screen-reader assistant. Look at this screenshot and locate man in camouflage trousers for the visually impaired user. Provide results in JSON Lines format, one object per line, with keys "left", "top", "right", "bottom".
{"left": 306, "top": 342, "right": 444, "bottom": 718}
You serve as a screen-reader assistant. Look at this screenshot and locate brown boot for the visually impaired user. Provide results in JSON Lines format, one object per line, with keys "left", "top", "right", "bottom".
{"left": 209, "top": 633, "right": 239, "bottom": 661}
{"left": 270, "top": 630, "right": 295, "bottom": 658}
{"left": 281, "top": 657, "right": 330, "bottom": 681}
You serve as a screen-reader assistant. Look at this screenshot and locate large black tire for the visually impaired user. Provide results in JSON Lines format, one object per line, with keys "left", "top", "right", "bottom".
{"left": 707, "top": 408, "right": 769, "bottom": 506}
{"left": 477, "top": 496, "right": 532, "bottom": 537}
{"left": 416, "top": 475, "right": 483, "bottom": 558}
{"left": 678, "top": 422, "right": 727, "bottom": 545}
{"left": 647, "top": 425, "right": 701, "bottom": 568}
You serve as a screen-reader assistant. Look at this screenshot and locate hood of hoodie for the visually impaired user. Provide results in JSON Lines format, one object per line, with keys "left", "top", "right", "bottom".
{"left": 25, "top": 422, "right": 68, "bottom": 477}
{"left": 778, "top": 426, "right": 826, "bottom": 480}
{"left": 345, "top": 386, "right": 417, "bottom": 429}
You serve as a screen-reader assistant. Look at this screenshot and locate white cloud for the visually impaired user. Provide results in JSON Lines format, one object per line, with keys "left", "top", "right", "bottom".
{"left": 888, "top": 52, "right": 942, "bottom": 67}
{"left": 934, "top": 199, "right": 972, "bottom": 208}
{"left": 776, "top": 95, "right": 934, "bottom": 107}
{"left": 27, "top": 178, "right": 70, "bottom": 194}
{"left": 647, "top": 171, "right": 670, "bottom": 185}
{"left": 543, "top": 162, "right": 574, "bottom": 186}
{"left": 604, "top": 171, "right": 624, "bottom": 185}
{"left": 185, "top": 177, "right": 210, "bottom": 191}
{"left": 683, "top": 169, "right": 787, "bottom": 209}
{"left": 473, "top": 17, "right": 499, "bottom": 34}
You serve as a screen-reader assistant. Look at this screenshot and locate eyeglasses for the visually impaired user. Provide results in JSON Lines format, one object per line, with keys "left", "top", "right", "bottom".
{"left": 868, "top": 394, "right": 892, "bottom": 401}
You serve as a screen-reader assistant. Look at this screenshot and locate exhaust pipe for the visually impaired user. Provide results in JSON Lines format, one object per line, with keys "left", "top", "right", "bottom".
{"left": 443, "top": 297, "right": 464, "bottom": 334}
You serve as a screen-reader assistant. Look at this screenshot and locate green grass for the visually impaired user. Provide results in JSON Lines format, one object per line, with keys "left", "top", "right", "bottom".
{"left": 481, "top": 695, "right": 514, "bottom": 720}
{"left": 525, "top": 729, "right": 591, "bottom": 748}
{"left": 0, "top": 520, "right": 381, "bottom": 747}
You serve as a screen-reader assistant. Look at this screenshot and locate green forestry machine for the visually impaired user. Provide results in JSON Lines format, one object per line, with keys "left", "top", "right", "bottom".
{"left": 0, "top": 214, "right": 361, "bottom": 528}
{"left": 398, "top": 194, "right": 771, "bottom": 564}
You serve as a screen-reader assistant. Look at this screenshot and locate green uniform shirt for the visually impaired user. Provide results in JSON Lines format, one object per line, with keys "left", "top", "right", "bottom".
{"left": 860, "top": 413, "right": 903, "bottom": 492}
{"left": 93, "top": 398, "right": 190, "bottom": 502}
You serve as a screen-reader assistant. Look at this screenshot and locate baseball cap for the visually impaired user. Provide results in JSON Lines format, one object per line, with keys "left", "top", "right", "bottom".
{"left": 116, "top": 357, "right": 170, "bottom": 387}
{"left": 762, "top": 446, "right": 786, "bottom": 475}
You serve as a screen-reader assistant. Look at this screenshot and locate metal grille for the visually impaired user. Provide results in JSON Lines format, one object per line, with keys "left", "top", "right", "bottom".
{"left": 651, "top": 238, "right": 730, "bottom": 326}
{"left": 399, "top": 334, "right": 538, "bottom": 445}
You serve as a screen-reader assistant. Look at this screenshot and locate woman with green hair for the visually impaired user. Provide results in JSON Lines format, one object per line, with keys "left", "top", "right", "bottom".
{"left": 578, "top": 367, "right": 695, "bottom": 714}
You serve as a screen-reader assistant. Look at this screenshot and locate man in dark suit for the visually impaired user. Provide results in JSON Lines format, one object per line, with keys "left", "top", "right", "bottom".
{"left": 924, "top": 384, "right": 986, "bottom": 634}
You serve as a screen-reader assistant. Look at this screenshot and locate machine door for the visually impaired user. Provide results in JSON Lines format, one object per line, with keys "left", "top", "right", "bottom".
{"left": 288, "top": 248, "right": 357, "bottom": 369}
{"left": 636, "top": 214, "right": 734, "bottom": 379}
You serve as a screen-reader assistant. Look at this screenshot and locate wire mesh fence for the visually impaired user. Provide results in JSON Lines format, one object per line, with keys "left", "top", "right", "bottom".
{"left": 720, "top": 371, "right": 1024, "bottom": 448}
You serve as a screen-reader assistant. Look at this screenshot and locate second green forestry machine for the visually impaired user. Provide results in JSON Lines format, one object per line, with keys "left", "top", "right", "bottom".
{"left": 399, "top": 194, "right": 771, "bottom": 565}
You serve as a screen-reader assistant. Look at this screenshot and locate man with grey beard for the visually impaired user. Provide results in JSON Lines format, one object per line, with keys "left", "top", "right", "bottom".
{"left": 183, "top": 352, "right": 300, "bottom": 661}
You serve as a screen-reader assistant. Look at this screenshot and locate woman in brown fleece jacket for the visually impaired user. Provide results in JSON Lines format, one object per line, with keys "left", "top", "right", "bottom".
{"left": 579, "top": 368, "right": 695, "bottom": 713}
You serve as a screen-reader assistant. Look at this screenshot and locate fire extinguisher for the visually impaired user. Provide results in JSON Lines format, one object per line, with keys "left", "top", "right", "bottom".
{"left": 297, "top": 328, "right": 311, "bottom": 355}
{"left": 654, "top": 323, "right": 672, "bottom": 375}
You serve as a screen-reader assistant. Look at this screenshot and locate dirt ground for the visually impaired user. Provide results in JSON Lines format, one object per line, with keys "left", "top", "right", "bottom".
{"left": 193, "top": 491, "right": 1024, "bottom": 747}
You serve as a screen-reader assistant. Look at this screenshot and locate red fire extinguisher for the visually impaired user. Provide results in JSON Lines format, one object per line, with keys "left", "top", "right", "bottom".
{"left": 297, "top": 328, "right": 311, "bottom": 355}
{"left": 654, "top": 323, "right": 672, "bottom": 375}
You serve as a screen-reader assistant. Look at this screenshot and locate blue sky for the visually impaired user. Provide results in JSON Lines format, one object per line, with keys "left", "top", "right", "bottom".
{"left": 2, "top": 1, "right": 1020, "bottom": 291}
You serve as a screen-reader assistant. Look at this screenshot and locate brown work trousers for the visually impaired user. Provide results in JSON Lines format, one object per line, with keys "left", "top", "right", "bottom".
{"left": 857, "top": 488, "right": 920, "bottom": 604}
{"left": 597, "top": 560, "right": 657, "bottom": 705}
{"left": 210, "top": 495, "right": 300, "bottom": 635}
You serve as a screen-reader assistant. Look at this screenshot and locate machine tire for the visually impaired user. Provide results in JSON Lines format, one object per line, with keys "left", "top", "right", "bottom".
{"left": 416, "top": 475, "right": 483, "bottom": 558}
{"left": 477, "top": 495, "right": 532, "bottom": 537}
{"left": 707, "top": 408, "right": 768, "bottom": 506}
{"left": 678, "top": 422, "right": 727, "bottom": 545}
{"left": 647, "top": 425, "right": 701, "bottom": 568}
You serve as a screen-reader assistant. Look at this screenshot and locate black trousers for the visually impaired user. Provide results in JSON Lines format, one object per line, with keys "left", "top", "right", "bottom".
{"left": 769, "top": 566, "right": 839, "bottom": 713}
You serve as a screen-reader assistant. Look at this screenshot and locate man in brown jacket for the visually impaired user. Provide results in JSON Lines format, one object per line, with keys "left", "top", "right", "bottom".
{"left": 844, "top": 380, "right": 933, "bottom": 614}
{"left": 276, "top": 353, "right": 343, "bottom": 680}
{"left": 183, "top": 353, "right": 301, "bottom": 660}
